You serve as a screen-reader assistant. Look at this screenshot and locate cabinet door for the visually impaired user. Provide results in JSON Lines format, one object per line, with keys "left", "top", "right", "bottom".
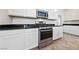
{"left": 48, "top": 9, "right": 57, "bottom": 19}
{"left": 0, "top": 29, "right": 25, "bottom": 50}
{"left": 53, "top": 27, "right": 59, "bottom": 40}
{"left": 63, "top": 26, "right": 69, "bottom": 33}
{"left": 24, "top": 9, "right": 36, "bottom": 18}
{"left": 74, "top": 9, "right": 79, "bottom": 20}
{"left": 58, "top": 27, "right": 63, "bottom": 38}
{"left": 64, "top": 9, "right": 77, "bottom": 21}
{"left": 0, "top": 37, "right": 7, "bottom": 50}
{"left": 5, "top": 33, "right": 25, "bottom": 50}
{"left": 0, "top": 33, "right": 25, "bottom": 50}
{"left": 8, "top": 9, "right": 36, "bottom": 18}
{"left": 8, "top": 9, "right": 25, "bottom": 17}
{"left": 24, "top": 28, "right": 38, "bottom": 49}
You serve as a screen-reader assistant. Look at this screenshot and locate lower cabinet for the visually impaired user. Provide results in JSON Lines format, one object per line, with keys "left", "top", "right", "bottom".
{"left": 5, "top": 34, "right": 25, "bottom": 50}
{"left": 0, "top": 37, "right": 7, "bottom": 50}
{"left": 0, "top": 28, "right": 38, "bottom": 50}
{"left": 24, "top": 28, "right": 38, "bottom": 50}
{"left": 0, "top": 30, "right": 25, "bottom": 50}
{"left": 58, "top": 27, "right": 63, "bottom": 38}
{"left": 53, "top": 27, "right": 59, "bottom": 40}
{"left": 63, "top": 26, "right": 79, "bottom": 36}
{"left": 53, "top": 27, "right": 63, "bottom": 40}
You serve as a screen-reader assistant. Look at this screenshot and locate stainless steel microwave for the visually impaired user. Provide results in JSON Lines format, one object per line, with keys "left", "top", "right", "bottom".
{"left": 36, "top": 10, "right": 48, "bottom": 19}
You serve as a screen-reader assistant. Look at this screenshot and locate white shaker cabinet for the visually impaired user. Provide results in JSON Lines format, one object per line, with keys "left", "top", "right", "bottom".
{"left": 8, "top": 9, "right": 25, "bottom": 17}
{"left": 3, "top": 33, "right": 25, "bottom": 50}
{"left": 0, "top": 37, "right": 7, "bottom": 50}
{"left": 53, "top": 27, "right": 59, "bottom": 40}
{"left": 8, "top": 9, "right": 36, "bottom": 18}
{"left": 48, "top": 9, "right": 58, "bottom": 20}
{"left": 53, "top": 27, "right": 63, "bottom": 40}
{"left": 58, "top": 27, "right": 63, "bottom": 38}
{"left": 63, "top": 26, "right": 79, "bottom": 36}
{"left": 24, "top": 28, "right": 38, "bottom": 49}
{"left": 0, "top": 29, "right": 25, "bottom": 50}
{"left": 0, "top": 28, "right": 38, "bottom": 50}
{"left": 64, "top": 9, "right": 79, "bottom": 21}
{"left": 24, "top": 9, "right": 36, "bottom": 18}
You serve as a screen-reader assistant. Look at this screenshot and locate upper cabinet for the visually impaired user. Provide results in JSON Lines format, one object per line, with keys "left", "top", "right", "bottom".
{"left": 56, "top": 9, "right": 65, "bottom": 25}
{"left": 64, "top": 9, "right": 76, "bottom": 21}
{"left": 24, "top": 9, "right": 36, "bottom": 18}
{"left": 8, "top": 9, "right": 36, "bottom": 18}
{"left": 64, "top": 9, "right": 79, "bottom": 21}
{"left": 8, "top": 9, "right": 65, "bottom": 22}
{"left": 48, "top": 9, "right": 58, "bottom": 20}
{"left": 8, "top": 9, "right": 25, "bottom": 17}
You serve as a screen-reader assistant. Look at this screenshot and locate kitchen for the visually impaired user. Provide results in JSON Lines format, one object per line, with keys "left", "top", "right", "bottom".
{"left": 0, "top": 9, "right": 64, "bottom": 50}
{"left": 0, "top": 0, "right": 79, "bottom": 58}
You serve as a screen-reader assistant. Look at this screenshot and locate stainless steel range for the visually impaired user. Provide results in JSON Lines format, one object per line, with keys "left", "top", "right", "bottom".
{"left": 38, "top": 24, "right": 53, "bottom": 48}
{"left": 36, "top": 10, "right": 53, "bottom": 48}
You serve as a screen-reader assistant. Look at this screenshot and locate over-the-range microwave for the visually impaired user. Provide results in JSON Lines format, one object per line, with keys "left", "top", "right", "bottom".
{"left": 36, "top": 10, "right": 48, "bottom": 19}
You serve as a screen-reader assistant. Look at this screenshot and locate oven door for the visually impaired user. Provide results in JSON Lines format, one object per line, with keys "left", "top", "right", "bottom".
{"left": 39, "top": 28, "right": 52, "bottom": 43}
{"left": 38, "top": 28, "right": 53, "bottom": 48}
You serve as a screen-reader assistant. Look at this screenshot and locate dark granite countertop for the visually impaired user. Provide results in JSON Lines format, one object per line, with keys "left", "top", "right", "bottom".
{"left": 0, "top": 24, "right": 64, "bottom": 31}
{"left": 63, "top": 24, "right": 79, "bottom": 26}
{"left": 0, "top": 24, "right": 25, "bottom": 30}
{"left": 0, "top": 24, "right": 57, "bottom": 30}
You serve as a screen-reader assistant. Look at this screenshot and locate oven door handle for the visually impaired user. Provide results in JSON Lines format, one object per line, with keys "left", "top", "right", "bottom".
{"left": 40, "top": 29, "right": 52, "bottom": 32}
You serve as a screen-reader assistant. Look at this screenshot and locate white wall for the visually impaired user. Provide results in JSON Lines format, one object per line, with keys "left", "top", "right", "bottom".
{"left": 0, "top": 9, "right": 12, "bottom": 25}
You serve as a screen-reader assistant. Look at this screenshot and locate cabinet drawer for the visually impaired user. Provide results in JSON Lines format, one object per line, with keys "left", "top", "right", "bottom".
{"left": 0, "top": 29, "right": 24, "bottom": 37}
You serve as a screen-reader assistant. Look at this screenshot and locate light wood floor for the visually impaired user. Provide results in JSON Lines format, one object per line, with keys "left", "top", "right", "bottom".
{"left": 33, "top": 33, "right": 79, "bottom": 50}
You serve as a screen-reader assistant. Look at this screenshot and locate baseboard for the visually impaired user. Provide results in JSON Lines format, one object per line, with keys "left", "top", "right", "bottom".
{"left": 63, "top": 32, "right": 79, "bottom": 37}
{"left": 30, "top": 46, "right": 39, "bottom": 50}
{"left": 53, "top": 37, "right": 63, "bottom": 41}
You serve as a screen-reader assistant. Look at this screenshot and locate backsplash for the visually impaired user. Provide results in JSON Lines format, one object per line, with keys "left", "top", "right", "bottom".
{"left": 12, "top": 17, "right": 57, "bottom": 25}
